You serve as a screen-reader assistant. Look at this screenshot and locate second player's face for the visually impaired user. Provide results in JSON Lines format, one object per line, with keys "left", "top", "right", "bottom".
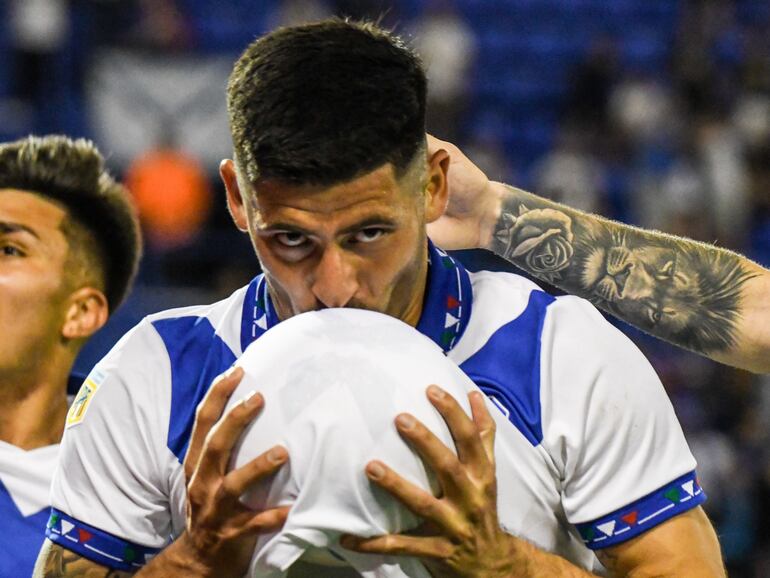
{"left": 244, "top": 164, "right": 433, "bottom": 325}
{"left": 0, "top": 190, "right": 72, "bottom": 379}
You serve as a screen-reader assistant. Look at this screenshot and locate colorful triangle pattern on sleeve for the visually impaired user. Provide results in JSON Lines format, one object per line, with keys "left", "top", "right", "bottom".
{"left": 575, "top": 471, "right": 706, "bottom": 550}
{"left": 45, "top": 509, "right": 162, "bottom": 571}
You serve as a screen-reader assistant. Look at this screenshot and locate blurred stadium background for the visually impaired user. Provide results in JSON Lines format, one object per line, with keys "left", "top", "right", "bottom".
{"left": 1, "top": 0, "right": 769, "bottom": 574}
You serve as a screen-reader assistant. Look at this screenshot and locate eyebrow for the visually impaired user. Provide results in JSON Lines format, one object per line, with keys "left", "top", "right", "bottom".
{"left": 261, "top": 216, "right": 398, "bottom": 237}
{"left": 0, "top": 221, "right": 41, "bottom": 240}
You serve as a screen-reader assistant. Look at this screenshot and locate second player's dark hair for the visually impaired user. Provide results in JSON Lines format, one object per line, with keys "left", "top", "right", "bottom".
{"left": 227, "top": 19, "right": 427, "bottom": 186}
{"left": 0, "top": 135, "right": 141, "bottom": 311}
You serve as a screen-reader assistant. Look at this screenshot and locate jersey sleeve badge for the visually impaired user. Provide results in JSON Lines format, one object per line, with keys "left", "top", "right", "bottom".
{"left": 66, "top": 369, "right": 107, "bottom": 428}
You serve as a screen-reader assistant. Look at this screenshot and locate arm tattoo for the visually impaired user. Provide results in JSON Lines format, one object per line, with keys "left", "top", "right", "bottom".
{"left": 490, "top": 185, "right": 758, "bottom": 354}
{"left": 42, "top": 543, "right": 132, "bottom": 578}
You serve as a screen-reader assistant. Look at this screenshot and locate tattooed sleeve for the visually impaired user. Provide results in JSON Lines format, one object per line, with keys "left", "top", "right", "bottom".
{"left": 489, "top": 185, "right": 758, "bottom": 355}
{"left": 36, "top": 542, "right": 133, "bottom": 578}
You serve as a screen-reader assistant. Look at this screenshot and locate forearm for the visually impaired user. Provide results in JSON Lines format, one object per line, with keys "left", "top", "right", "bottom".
{"left": 34, "top": 540, "right": 133, "bottom": 577}
{"left": 134, "top": 533, "right": 212, "bottom": 577}
{"left": 506, "top": 536, "right": 599, "bottom": 578}
{"left": 35, "top": 536, "right": 212, "bottom": 578}
{"left": 485, "top": 181, "right": 770, "bottom": 373}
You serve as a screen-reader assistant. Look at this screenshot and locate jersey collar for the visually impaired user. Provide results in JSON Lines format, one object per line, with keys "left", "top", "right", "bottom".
{"left": 240, "top": 241, "right": 473, "bottom": 355}
{"left": 240, "top": 275, "right": 280, "bottom": 353}
{"left": 416, "top": 241, "right": 473, "bottom": 353}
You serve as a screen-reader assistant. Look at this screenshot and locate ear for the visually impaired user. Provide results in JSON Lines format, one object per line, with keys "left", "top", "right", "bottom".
{"left": 220, "top": 159, "right": 249, "bottom": 232}
{"left": 424, "top": 148, "right": 450, "bottom": 224}
{"left": 61, "top": 287, "right": 109, "bottom": 341}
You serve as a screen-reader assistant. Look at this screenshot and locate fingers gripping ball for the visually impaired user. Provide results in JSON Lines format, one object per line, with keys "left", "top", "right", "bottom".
{"left": 224, "top": 309, "right": 481, "bottom": 577}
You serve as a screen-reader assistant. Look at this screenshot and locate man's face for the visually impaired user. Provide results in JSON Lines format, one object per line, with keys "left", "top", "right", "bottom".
{"left": 227, "top": 161, "right": 445, "bottom": 325}
{"left": 0, "top": 190, "right": 72, "bottom": 379}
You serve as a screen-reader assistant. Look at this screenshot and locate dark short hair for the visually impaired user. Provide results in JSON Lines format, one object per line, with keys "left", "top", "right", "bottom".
{"left": 0, "top": 135, "right": 142, "bottom": 311}
{"left": 227, "top": 18, "right": 427, "bottom": 186}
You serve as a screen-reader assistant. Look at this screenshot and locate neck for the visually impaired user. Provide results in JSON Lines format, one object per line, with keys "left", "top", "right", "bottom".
{"left": 399, "top": 241, "right": 431, "bottom": 328}
{"left": 0, "top": 352, "right": 72, "bottom": 450}
{"left": 401, "top": 268, "right": 428, "bottom": 329}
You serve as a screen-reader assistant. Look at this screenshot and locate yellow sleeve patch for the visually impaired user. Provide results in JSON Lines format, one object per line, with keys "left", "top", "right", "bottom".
{"left": 66, "top": 378, "right": 100, "bottom": 428}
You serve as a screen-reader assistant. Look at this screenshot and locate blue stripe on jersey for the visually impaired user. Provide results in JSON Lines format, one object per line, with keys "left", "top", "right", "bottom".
{"left": 46, "top": 509, "right": 161, "bottom": 571}
{"left": 0, "top": 480, "right": 50, "bottom": 578}
{"left": 460, "top": 290, "right": 556, "bottom": 446}
{"left": 153, "top": 316, "right": 237, "bottom": 462}
{"left": 575, "top": 471, "right": 706, "bottom": 549}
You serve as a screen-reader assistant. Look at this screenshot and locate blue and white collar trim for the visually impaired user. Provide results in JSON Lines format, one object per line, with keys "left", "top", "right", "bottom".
{"left": 240, "top": 275, "right": 280, "bottom": 353}
{"left": 239, "top": 241, "right": 473, "bottom": 354}
{"left": 417, "top": 241, "right": 473, "bottom": 353}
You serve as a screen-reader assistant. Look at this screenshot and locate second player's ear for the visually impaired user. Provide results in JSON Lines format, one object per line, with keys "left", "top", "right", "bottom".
{"left": 220, "top": 159, "right": 249, "bottom": 232}
{"left": 61, "top": 287, "right": 109, "bottom": 341}
{"left": 424, "top": 148, "right": 450, "bottom": 224}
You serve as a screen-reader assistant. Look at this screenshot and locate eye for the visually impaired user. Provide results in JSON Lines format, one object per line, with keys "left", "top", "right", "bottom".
{"left": 1, "top": 244, "right": 23, "bottom": 257}
{"left": 352, "top": 228, "right": 386, "bottom": 244}
{"left": 647, "top": 307, "right": 662, "bottom": 324}
{"left": 274, "top": 231, "right": 309, "bottom": 248}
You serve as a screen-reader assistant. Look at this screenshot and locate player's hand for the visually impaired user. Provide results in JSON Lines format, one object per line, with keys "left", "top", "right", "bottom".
{"left": 179, "top": 367, "right": 290, "bottom": 578}
{"left": 426, "top": 135, "right": 500, "bottom": 251}
{"left": 341, "top": 386, "right": 515, "bottom": 578}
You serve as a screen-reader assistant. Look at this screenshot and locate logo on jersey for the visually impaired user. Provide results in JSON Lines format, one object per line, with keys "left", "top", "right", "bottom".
{"left": 66, "top": 369, "right": 106, "bottom": 428}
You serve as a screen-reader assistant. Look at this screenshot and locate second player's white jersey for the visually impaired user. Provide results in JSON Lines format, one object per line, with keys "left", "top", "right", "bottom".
{"left": 0, "top": 441, "right": 59, "bottom": 577}
{"left": 47, "top": 243, "right": 704, "bottom": 575}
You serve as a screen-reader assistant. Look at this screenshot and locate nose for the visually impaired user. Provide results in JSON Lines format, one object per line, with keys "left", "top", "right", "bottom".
{"left": 310, "top": 245, "right": 359, "bottom": 308}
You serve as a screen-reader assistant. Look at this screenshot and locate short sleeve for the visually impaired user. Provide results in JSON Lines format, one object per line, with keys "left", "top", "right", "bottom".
{"left": 47, "top": 320, "right": 174, "bottom": 570}
{"left": 539, "top": 296, "right": 704, "bottom": 550}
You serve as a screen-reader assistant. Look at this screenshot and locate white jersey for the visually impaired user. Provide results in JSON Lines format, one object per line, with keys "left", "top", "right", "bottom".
{"left": 47, "top": 243, "right": 704, "bottom": 574}
{"left": 0, "top": 441, "right": 59, "bottom": 577}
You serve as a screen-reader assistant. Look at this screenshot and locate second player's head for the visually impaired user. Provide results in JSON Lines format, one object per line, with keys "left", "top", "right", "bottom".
{"left": 0, "top": 135, "right": 141, "bottom": 382}
{"left": 222, "top": 19, "right": 450, "bottom": 323}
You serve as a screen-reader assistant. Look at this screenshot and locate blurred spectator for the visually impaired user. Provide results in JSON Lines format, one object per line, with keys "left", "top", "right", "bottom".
{"left": 733, "top": 93, "right": 770, "bottom": 148}
{"left": 565, "top": 37, "right": 619, "bottom": 131}
{"left": 630, "top": 149, "right": 713, "bottom": 239}
{"left": 696, "top": 114, "right": 750, "bottom": 247}
{"left": 412, "top": 0, "right": 476, "bottom": 142}
{"left": 673, "top": 0, "right": 735, "bottom": 115}
{"left": 8, "top": 0, "right": 70, "bottom": 105}
{"left": 133, "top": 0, "right": 192, "bottom": 51}
{"left": 126, "top": 130, "right": 212, "bottom": 252}
{"left": 610, "top": 76, "right": 678, "bottom": 146}
{"left": 531, "top": 126, "right": 606, "bottom": 213}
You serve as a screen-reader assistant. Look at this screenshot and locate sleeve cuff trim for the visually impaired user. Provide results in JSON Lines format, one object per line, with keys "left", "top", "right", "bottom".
{"left": 45, "top": 509, "right": 162, "bottom": 571}
{"left": 574, "top": 471, "right": 706, "bottom": 550}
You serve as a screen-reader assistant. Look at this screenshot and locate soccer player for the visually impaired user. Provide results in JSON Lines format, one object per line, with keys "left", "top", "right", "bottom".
{"left": 426, "top": 136, "right": 770, "bottom": 375}
{"left": 0, "top": 135, "right": 141, "bottom": 577}
{"left": 37, "top": 20, "right": 724, "bottom": 578}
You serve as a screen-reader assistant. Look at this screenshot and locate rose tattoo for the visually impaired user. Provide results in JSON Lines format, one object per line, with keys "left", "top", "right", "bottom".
{"left": 495, "top": 205, "right": 575, "bottom": 282}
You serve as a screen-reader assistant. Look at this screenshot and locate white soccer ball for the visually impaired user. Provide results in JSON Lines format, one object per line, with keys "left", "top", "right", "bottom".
{"left": 225, "top": 309, "right": 477, "bottom": 574}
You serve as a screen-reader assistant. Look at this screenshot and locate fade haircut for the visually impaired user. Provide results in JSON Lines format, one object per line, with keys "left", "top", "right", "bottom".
{"left": 227, "top": 18, "right": 427, "bottom": 187}
{"left": 0, "top": 135, "right": 141, "bottom": 311}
